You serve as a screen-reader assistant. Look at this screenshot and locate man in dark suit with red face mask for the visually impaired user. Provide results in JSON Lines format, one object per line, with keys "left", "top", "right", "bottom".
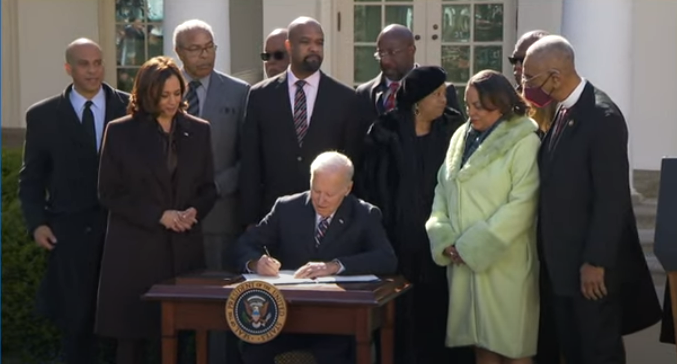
{"left": 522, "top": 35, "right": 661, "bottom": 364}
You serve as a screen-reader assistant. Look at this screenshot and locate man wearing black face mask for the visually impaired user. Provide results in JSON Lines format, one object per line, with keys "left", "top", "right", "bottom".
{"left": 523, "top": 35, "right": 661, "bottom": 364}
{"left": 356, "top": 24, "right": 462, "bottom": 127}
{"left": 240, "top": 16, "right": 364, "bottom": 229}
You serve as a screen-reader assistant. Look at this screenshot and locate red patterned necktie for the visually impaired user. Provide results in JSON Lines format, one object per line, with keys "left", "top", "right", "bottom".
{"left": 384, "top": 82, "right": 400, "bottom": 111}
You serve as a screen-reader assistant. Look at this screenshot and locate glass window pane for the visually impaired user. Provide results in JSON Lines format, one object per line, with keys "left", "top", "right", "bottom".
{"left": 474, "top": 46, "right": 502, "bottom": 72}
{"left": 354, "top": 5, "right": 382, "bottom": 43}
{"left": 354, "top": 46, "right": 380, "bottom": 83}
{"left": 455, "top": 85, "right": 466, "bottom": 115}
{"left": 386, "top": 0, "right": 412, "bottom": 2}
{"left": 116, "top": 0, "right": 146, "bottom": 22}
{"left": 117, "top": 23, "right": 147, "bottom": 66}
{"left": 117, "top": 68, "right": 138, "bottom": 93}
{"left": 148, "top": 24, "right": 164, "bottom": 58}
{"left": 442, "top": 45, "right": 470, "bottom": 83}
{"left": 147, "top": 0, "right": 163, "bottom": 21}
{"left": 474, "top": 4, "right": 503, "bottom": 42}
{"left": 442, "top": 5, "right": 471, "bottom": 43}
{"left": 385, "top": 6, "right": 413, "bottom": 30}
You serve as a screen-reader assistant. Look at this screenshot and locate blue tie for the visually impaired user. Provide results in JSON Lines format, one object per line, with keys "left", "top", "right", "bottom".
{"left": 185, "top": 80, "right": 201, "bottom": 116}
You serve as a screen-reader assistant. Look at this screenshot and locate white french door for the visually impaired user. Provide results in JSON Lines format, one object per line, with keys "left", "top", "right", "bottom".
{"left": 336, "top": 0, "right": 517, "bottom": 109}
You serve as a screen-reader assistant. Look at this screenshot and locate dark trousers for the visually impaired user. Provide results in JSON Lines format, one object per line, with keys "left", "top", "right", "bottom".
{"left": 60, "top": 332, "right": 97, "bottom": 364}
{"left": 240, "top": 334, "right": 354, "bottom": 364}
{"left": 535, "top": 269, "right": 561, "bottom": 364}
{"left": 552, "top": 293, "right": 626, "bottom": 364}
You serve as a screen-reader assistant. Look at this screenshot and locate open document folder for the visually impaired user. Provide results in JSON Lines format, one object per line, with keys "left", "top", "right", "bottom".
{"left": 242, "top": 270, "right": 380, "bottom": 285}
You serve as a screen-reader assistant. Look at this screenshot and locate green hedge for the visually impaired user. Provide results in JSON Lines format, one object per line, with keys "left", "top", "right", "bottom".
{"left": 0, "top": 149, "right": 179, "bottom": 364}
{"left": 1, "top": 148, "right": 62, "bottom": 363}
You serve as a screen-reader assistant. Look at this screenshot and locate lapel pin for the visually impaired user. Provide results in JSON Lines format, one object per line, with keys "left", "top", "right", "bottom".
{"left": 568, "top": 120, "right": 574, "bottom": 126}
{"left": 339, "top": 219, "right": 344, "bottom": 224}
{"left": 183, "top": 132, "right": 189, "bottom": 137}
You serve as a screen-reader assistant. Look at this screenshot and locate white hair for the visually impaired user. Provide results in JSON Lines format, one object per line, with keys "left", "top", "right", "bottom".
{"left": 526, "top": 35, "right": 575, "bottom": 63}
{"left": 310, "top": 151, "right": 354, "bottom": 182}
{"left": 173, "top": 19, "right": 215, "bottom": 47}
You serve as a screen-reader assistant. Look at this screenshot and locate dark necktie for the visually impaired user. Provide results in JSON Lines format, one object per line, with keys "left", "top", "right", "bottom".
{"left": 315, "top": 217, "right": 330, "bottom": 248}
{"left": 185, "top": 80, "right": 201, "bottom": 116}
{"left": 293, "top": 80, "right": 308, "bottom": 145}
{"left": 82, "top": 100, "right": 97, "bottom": 149}
{"left": 548, "top": 107, "right": 569, "bottom": 151}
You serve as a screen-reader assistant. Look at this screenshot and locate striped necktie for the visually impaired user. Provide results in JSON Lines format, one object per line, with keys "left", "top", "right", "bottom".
{"left": 293, "top": 80, "right": 308, "bottom": 145}
{"left": 185, "top": 80, "right": 201, "bottom": 116}
{"left": 315, "top": 217, "right": 330, "bottom": 248}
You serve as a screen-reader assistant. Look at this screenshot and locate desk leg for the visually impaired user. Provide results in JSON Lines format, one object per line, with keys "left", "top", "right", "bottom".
{"left": 161, "top": 302, "right": 178, "bottom": 364}
{"left": 196, "top": 330, "right": 208, "bottom": 364}
{"left": 355, "top": 308, "right": 373, "bottom": 364}
{"left": 380, "top": 301, "right": 395, "bottom": 364}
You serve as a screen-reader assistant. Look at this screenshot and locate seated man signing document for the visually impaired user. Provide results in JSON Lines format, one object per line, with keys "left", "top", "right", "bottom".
{"left": 235, "top": 151, "right": 397, "bottom": 364}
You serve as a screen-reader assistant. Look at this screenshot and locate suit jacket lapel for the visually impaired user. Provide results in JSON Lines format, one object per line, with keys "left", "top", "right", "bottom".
{"left": 173, "top": 114, "right": 194, "bottom": 205}
{"left": 134, "top": 116, "right": 173, "bottom": 198}
{"left": 316, "top": 197, "right": 351, "bottom": 252}
{"left": 274, "top": 72, "right": 301, "bottom": 149}
{"left": 540, "top": 82, "right": 593, "bottom": 182}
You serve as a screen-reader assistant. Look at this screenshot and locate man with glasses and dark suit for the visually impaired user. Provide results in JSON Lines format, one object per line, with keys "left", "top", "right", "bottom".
{"left": 355, "top": 24, "right": 462, "bottom": 127}
{"left": 173, "top": 18, "right": 250, "bottom": 364}
{"left": 261, "top": 28, "right": 289, "bottom": 78}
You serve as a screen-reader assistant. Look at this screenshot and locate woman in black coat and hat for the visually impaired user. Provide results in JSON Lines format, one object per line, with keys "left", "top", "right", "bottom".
{"left": 356, "top": 66, "right": 473, "bottom": 364}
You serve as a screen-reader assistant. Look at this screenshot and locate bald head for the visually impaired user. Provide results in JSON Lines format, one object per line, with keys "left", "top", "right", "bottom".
{"left": 263, "top": 28, "right": 289, "bottom": 78}
{"left": 522, "top": 35, "right": 581, "bottom": 103}
{"left": 65, "top": 38, "right": 102, "bottom": 65}
{"left": 376, "top": 24, "right": 416, "bottom": 81}
{"left": 377, "top": 24, "right": 415, "bottom": 46}
{"left": 288, "top": 16, "right": 323, "bottom": 41}
{"left": 64, "top": 38, "right": 104, "bottom": 98}
{"left": 286, "top": 17, "right": 324, "bottom": 76}
{"left": 525, "top": 35, "right": 576, "bottom": 75}
{"left": 510, "top": 30, "right": 549, "bottom": 84}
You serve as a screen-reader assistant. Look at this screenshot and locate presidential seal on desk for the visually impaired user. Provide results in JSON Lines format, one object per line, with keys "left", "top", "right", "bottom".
{"left": 225, "top": 280, "right": 287, "bottom": 344}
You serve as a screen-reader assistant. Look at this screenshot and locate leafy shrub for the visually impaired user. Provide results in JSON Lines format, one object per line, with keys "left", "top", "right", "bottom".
{"left": 1, "top": 148, "right": 61, "bottom": 363}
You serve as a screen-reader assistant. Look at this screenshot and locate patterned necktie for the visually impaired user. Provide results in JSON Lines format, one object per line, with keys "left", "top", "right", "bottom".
{"left": 293, "top": 80, "right": 308, "bottom": 145}
{"left": 384, "top": 82, "right": 400, "bottom": 111}
{"left": 185, "top": 80, "right": 201, "bottom": 116}
{"left": 315, "top": 217, "right": 330, "bottom": 248}
{"left": 82, "top": 100, "right": 97, "bottom": 149}
{"left": 548, "top": 107, "right": 569, "bottom": 151}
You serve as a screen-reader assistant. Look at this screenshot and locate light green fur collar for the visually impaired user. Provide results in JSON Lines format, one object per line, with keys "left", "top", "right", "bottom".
{"left": 445, "top": 115, "right": 538, "bottom": 182}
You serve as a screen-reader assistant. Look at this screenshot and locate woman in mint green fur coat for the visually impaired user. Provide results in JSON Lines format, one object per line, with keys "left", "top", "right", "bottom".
{"left": 426, "top": 70, "right": 541, "bottom": 364}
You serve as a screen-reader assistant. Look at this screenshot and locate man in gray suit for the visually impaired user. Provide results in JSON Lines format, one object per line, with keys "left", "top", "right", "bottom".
{"left": 173, "top": 19, "right": 249, "bottom": 364}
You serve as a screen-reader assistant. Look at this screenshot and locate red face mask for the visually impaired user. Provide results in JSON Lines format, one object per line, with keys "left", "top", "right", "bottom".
{"left": 522, "top": 74, "right": 554, "bottom": 108}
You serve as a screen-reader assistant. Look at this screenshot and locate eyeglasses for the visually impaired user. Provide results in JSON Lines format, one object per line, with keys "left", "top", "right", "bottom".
{"left": 181, "top": 44, "right": 218, "bottom": 57}
{"left": 261, "top": 51, "right": 286, "bottom": 61}
{"left": 508, "top": 56, "right": 525, "bottom": 65}
{"left": 373, "top": 48, "right": 406, "bottom": 61}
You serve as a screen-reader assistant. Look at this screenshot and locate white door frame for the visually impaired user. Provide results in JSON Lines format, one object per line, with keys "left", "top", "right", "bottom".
{"left": 335, "top": 0, "right": 517, "bottom": 88}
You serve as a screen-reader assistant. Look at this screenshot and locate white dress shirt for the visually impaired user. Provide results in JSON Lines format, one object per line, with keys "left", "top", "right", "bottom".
{"left": 287, "top": 68, "right": 321, "bottom": 125}
{"left": 70, "top": 86, "right": 106, "bottom": 151}
{"left": 558, "top": 77, "right": 586, "bottom": 110}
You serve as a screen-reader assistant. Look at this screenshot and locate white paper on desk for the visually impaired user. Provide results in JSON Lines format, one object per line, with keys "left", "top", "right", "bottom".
{"left": 242, "top": 270, "right": 380, "bottom": 285}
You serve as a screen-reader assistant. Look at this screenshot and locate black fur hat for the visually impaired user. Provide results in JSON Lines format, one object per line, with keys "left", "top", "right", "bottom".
{"left": 395, "top": 66, "right": 447, "bottom": 109}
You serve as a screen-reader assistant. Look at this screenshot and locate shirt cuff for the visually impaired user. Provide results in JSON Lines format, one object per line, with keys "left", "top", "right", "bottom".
{"left": 333, "top": 259, "right": 345, "bottom": 274}
{"left": 245, "top": 260, "right": 255, "bottom": 273}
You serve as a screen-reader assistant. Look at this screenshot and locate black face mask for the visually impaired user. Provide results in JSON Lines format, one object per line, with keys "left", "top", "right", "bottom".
{"left": 260, "top": 51, "right": 286, "bottom": 61}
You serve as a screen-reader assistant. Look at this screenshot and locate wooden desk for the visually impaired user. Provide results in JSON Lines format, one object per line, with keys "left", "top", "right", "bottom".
{"left": 143, "top": 272, "right": 411, "bottom": 364}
